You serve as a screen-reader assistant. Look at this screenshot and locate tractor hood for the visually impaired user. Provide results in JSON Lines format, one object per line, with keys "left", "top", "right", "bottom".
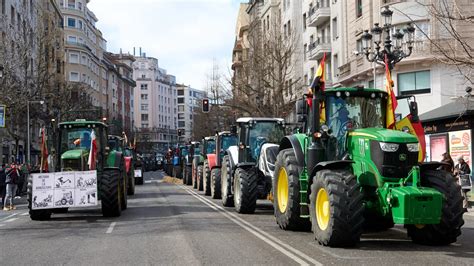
{"left": 349, "top": 128, "right": 418, "bottom": 143}
{"left": 61, "top": 149, "right": 89, "bottom": 160}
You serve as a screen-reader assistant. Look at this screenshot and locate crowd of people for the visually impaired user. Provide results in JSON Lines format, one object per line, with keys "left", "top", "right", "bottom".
{"left": 441, "top": 153, "right": 472, "bottom": 212}
{"left": 0, "top": 163, "right": 30, "bottom": 211}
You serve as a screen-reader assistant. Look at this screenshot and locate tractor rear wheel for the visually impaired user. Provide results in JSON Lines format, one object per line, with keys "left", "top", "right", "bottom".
{"left": 197, "top": 165, "right": 204, "bottom": 191}
{"left": 27, "top": 175, "right": 52, "bottom": 220}
{"left": 309, "top": 169, "right": 364, "bottom": 247}
{"left": 234, "top": 168, "right": 258, "bottom": 214}
{"left": 273, "top": 148, "right": 311, "bottom": 231}
{"left": 127, "top": 167, "right": 136, "bottom": 196}
{"left": 211, "top": 168, "right": 221, "bottom": 199}
{"left": 221, "top": 155, "right": 234, "bottom": 207}
{"left": 185, "top": 166, "right": 192, "bottom": 185}
{"left": 121, "top": 173, "right": 128, "bottom": 210}
{"left": 101, "top": 169, "right": 122, "bottom": 217}
{"left": 203, "top": 160, "right": 211, "bottom": 196}
{"left": 407, "top": 170, "right": 464, "bottom": 245}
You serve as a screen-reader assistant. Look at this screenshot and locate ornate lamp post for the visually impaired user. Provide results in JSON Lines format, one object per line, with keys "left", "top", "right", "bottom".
{"left": 361, "top": 6, "right": 416, "bottom": 71}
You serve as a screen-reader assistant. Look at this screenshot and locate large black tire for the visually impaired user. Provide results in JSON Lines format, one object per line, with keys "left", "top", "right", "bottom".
{"left": 210, "top": 168, "right": 222, "bottom": 199}
{"left": 184, "top": 166, "right": 192, "bottom": 185}
{"left": 234, "top": 168, "right": 258, "bottom": 214}
{"left": 127, "top": 167, "right": 136, "bottom": 196}
{"left": 309, "top": 169, "right": 364, "bottom": 247}
{"left": 273, "top": 149, "right": 311, "bottom": 231}
{"left": 221, "top": 155, "right": 234, "bottom": 207}
{"left": 121, "top": 172, "right": 128, "bottom": 210}
{"left": 192, "top": 163, "right": 198, "bottom": 189}
{"left": 27, "top": 175, "right": 52, "bottom": 221}
{"left": 101, "top": 169, "right": 122, "bottom": 217}
{"left": 407, "top": 170, "right": 464, "bottom": 245}
{"left": 197, "top": 165, "right": 204, "bottom": 191}
{"left": 203, "top": 160, "right": 211, "bottom": 196}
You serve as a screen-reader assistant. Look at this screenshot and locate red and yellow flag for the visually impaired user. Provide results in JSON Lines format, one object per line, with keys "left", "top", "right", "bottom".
{"left": 307, "top": 53, "right": 326, "bottom": 122}
{"left": 40, "top": 127, "right": 48, "bottom": 173}
{"left": 385, "top": 55, "right": 398, "bottom": 129}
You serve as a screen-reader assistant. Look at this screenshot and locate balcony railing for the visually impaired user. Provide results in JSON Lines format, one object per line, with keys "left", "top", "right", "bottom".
{"left": 307, "top": 38, "right": 331, "bottom": 60}
{"left": 307, "top": 2, "right": 330, "bottom": 27}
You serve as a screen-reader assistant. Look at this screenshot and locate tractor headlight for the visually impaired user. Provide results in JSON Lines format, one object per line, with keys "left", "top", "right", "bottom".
{"left": 379, "top": 142, "right": 399, "bottom": 152}
{"left": 407, "top": 143, "right": 419, "bottom": 152}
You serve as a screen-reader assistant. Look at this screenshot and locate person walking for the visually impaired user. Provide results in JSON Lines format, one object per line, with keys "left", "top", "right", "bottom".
{"left": 0, "top": 164, "right": 6, "bottom": 207}
{"left": 454, "top": 156, "right": 471, "bottom": 212}
{"left": 3, "top": 163, "right": 20, "bottom": 211}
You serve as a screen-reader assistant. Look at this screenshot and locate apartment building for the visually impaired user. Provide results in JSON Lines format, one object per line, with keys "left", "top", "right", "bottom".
{"left": 58, "top": 0, "right": 108, "bottom": 108}
{"left": 302, "top": 0, "right": 471, "bottom": 115}
{"left": 232, "top": 3, "right": 250, "bottom": 98}
{"left": 133, "top": 55, "right": 178, "bottom": 152}
{"left": 176, "top": 84, "right": 206, "bottom": 143}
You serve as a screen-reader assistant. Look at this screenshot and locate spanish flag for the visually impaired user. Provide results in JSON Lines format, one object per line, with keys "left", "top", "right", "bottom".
{"left": 40, "top": 127, "right": 48, "bottom": 173}
{"left": 307, "top": 53, "right": 326, "bottom": 122}
{"left": 385, "top": 54, "right": 397, "bottom": 129}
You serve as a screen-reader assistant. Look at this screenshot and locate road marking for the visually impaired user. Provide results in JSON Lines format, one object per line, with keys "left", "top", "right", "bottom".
{"left": 390, "top": 227, "right": 406, "bottom": 234}
{"left": 145, "top": 180, "right": 152, "bottom": 184}
{"left": 0, "top": 224, "right": 5, "bottom": 227}
{"left": 179, "top": 185, "right": 322, "bottom": 266}
{"left": 21, "top": 212, "right": 29, "bottom": 216}
{"left": 0, "top": 213, "right": 18, "bottom": 222}
{"left": 106, "top": 222, "right": 117, "bottom": 234}
{"left": 5, "top": 218, "right": 18, "bottom": 223}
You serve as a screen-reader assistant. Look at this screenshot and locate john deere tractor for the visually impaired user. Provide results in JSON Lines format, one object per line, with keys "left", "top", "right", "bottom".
{"left": 194, "top": 136, "right": 215, "bottom": 192}
{"left": 109, "top": 135, "right": 134, "bottom": 196}
{"left": 272, "top": 87, "right": 464, "bottom": 247}
{"left": 201, "top": 131, "right": 239, "bottom": 199}
{"left": 220, "top": 118, "right": 285, "bottom": 213}
{"left": 28, "top": 119, "right": 128, "bottom": 220}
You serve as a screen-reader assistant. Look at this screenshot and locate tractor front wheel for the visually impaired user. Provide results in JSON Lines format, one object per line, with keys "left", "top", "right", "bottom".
{"left": 203, "top": 160, "right": 211, "bottom": 196}
{"left": 407, "top": 170, "right": 464, "bottom": 245}
{"left": 234, "top": 168, "right": 258, "bottom": 214}
{"left": 101, "top": 169, "right": 122, "bottom": 217}
{"left": 273, "top": 148, "right": 311, "bottom": 231}
{"left": 127, "top": 167, "right": 136, "bottom": 196}
{"left": 197, "top": 165, "right": 204, "bottom": 191}
{"left": 210, "top": 168, "right": 221, "bottom": 199}
{"left": 309, "top": 169, "right": 364, "bottom": 247}
{"left": 185, "top": 166, "right": 192, "bottom": 185}
{"left": 221, "top": 155, "right": 234, "bottom": 207}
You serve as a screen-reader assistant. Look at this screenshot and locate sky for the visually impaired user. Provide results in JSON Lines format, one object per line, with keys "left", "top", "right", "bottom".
{"left": 88, "top": 0, "right": 243, "bottom": 91}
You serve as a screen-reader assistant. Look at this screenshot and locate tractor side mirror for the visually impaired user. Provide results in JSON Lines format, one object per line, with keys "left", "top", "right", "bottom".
{"left": 296, "top": 99, "right": 307, "bottom": 115}
{"left": 409, "top": 101, "right": 419, "bottom": 122}
{"left": 230, "top": 125, "right": 237, "bottom": 134}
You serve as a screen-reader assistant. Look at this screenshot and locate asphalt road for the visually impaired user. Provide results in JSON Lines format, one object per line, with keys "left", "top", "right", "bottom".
{"left": 1, "top": 171, "right": 474, "bottom": 265}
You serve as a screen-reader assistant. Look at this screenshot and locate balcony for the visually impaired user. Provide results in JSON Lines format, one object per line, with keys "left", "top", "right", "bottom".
{"left": 307, "top": 4, "right": 330, "bottom": 27}
{"left": 66, "top": 40, "right": 92, "bottom": 52}
{"left": 307, "top": 38, "right": 331, "bottom": 60}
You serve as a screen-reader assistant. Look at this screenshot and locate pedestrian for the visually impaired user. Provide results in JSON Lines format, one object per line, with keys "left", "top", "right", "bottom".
{"left": 439, "top": 152, "right": 454, "bottom": 173}
{"left": 4, "top": 163, "right": 20, "bottom": 211}
{"left": 0, "top": 164, "right": 6, "bottom": 207}
{"left": 454, "top": 156, "right": 471, "bottom": 212}
{"left": 16, "top": 163, "right": 27, "bottom": 197}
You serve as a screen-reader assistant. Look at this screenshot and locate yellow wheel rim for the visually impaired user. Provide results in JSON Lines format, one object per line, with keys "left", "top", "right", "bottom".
{"left": 415, "top": 224, "right": 425, "bottom": 229}
{"left": 277, "top": 167, "right": 289, "bottom": 213}
{"left": 316, "top": 188, "right": 330, "bottom": 230}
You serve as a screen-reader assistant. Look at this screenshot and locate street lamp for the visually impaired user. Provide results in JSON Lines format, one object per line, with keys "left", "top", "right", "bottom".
{"left": 361, "top": 6, "right": 416, "bottom": 71}
{"left": 27, "top": 100, "right": 45, "bottom": 165}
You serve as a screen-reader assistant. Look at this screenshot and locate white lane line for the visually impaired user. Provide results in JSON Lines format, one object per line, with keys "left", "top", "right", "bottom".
{"left": 145, "top": 180, "right": 152, "bottom": 184}
{"left": 21, "top": 212, "right": 29, "bottom": 216}
{"left": 5, "top": 218, "right": 18, "bottom": 223}
{"left": 0, "top": 224, "right": 5, "bottom": 227}
{"left": 106, "top": 222, "right": 117, "bottom": 234}
{"left": 179, "top": 185, "right": 322, "bottom": 266}
{"left": 0, "top": 213, "right": 18, "bottom": 222}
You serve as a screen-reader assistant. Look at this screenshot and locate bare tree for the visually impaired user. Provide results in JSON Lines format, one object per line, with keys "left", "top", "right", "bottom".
{"left": 230, "top": 14, "right": 302, "bottom": 118}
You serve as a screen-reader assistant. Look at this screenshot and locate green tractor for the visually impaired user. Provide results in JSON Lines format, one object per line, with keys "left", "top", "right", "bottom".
{"left": 220, "top": 118, "right": 285, "bottom": 213}
{"left": 183, "top": 142, "right": 197, "bottom": 186}
{"left": 109, "top": 135, "right": 135, "bottom": 196}
{"left": 194, "top": 136, "right": 216, "bottom": 192}
{"left": 28, "top": 120, "right": 128, "bottom": 220}
{"left": 272, "top": 87, "right": 464, "bottom": 247}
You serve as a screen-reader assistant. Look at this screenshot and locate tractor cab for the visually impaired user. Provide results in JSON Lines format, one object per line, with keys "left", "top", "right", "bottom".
{"left": 216, "top": 132, "right": 238, "bottom": 166}
{"left": 58, "top": 120, "right": 107, "bottom": 172}
{"left": 236, "top": 117, "right": 285, "bottom": 164}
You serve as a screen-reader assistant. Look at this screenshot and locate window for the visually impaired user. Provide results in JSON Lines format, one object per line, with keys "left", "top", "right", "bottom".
{"left": 10, "top": 6, "right": 14, "bottom": 25}
{"left": 68, "top": 0, "right": 75, "bottom": 8}
{"left": 178, "top": 98, "right": 184, "bottom": 104}
{"left": 356, "top": 0, "right": 362, "bottom": 18}
{"left": 356, "top": 38, "right": 363, "bottom": 53}
{"left": 77, "top": 2, "right": 82, "bottom": 10}
{"left": 1, "top": 0, "right": 5, "bottom": 15}
{"left": 78, "top": 20, "right": 83, "bottom": 30}
{"left": 141, "top": 114, "right": 149, "bottom": 121}
{"left": 368, "top": 80, "right": 374, "bottom": 88}
{"left": 178, "top": 90, "right": 184, "bottom": 96}
{"left": 69, "top": 72, "right": 79, "bottom": 81}
{"left": 81, "top": 55, "right": 87, "bottom": 65}
{"left": 140, "top": 84, "right": 148, "bottom": 90}
{"left": 67, "top": 36, "right": 77, "bottom": 43}
{"left": 178, "top": 114, "right": 185, "bottom": 119}
{"left": 67, "top": 17, "right": 76, "bottom": 28}
{"left": 141, "top": 124, "right": 148, "bottom": 128}
{"left": 288, "top": 20, "right": 291, "bottom": 36}
{"left": 303, "top": 13, "right": 307, "bottom": 30}
{"left": 398, "top": 70, "right": 431, "bottom": 95}
{"left": 141, "top": 104, "right": 148, "bottom": 111}
{"left": 141, "top": 94, "right": 148, "bottom": 100}
{"left": 178, "top": 106, "right": 184, "bottom": 112}
{"left": 333, "top": 54, "right": 338, "bottom": 76}
{"left": 304, "top": 44, "right": 307, "bottom": 60}
{"left": 332, "top": 17, "right": 338, "bottom": 39}
{"left": 178, "top": 121, "right": 185, "bottom": 127}
{"left": 69, "top": 52, "right": 79, "bottom": 63}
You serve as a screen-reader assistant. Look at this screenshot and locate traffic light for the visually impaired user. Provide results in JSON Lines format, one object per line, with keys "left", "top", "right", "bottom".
{"left": 202, "top": 99, "right": 210, "bottom": 113}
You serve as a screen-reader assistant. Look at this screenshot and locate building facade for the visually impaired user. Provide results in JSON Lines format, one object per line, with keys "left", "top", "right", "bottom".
{"left": 57, "top": 0, "right": 108, "bottom": 109}
{"left": 176, "top": 84, "right": 206, "bottom": 143}
{"left": 133, "top": 55, "right": 178, "bottom": 152}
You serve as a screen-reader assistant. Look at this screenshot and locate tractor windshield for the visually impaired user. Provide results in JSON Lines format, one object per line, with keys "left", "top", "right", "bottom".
{"left": 60, "top": 128, "right": 94, "bottom": 153}
{"left": 206, "top": 140, "right": 216, "bottom": 154}
{"left": 249, "top": 122, "right": 285, "bottom": 160}
{"left": 108, "top": 138, "right": 123, "bottom": 152}
{"left": 222, "top": 135, "right": 238, "bottom": 150}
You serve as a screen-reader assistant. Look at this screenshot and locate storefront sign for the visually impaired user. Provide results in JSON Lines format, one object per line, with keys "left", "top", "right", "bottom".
{"left": 424, "top": 119, "right": 470, "bottom": 134}
{"left": 430, "top": 134, "right": 448, "bottom": 162}
{"left": 449, "top": 130, "right": 472, "bottom": 170}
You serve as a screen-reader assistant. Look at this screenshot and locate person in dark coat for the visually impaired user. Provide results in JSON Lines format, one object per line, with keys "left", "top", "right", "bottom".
{"left": 454, "top": 156, "right": 471, "bottom": 212}
{"left": 4, "top": 163, "right": 20, "bottom": 211}
{"left": 440, "top": 152, "right": 454, "bottom": 173}
{"left": 0, "top": 164, "right": 6, "bottom": 207}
